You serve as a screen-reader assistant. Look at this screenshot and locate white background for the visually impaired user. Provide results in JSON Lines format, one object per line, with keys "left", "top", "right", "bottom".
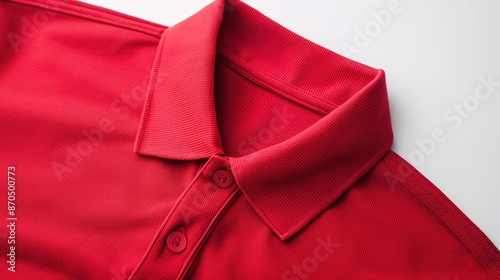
{"left": 80, "top": 0, "right": 500, "bottom": 248}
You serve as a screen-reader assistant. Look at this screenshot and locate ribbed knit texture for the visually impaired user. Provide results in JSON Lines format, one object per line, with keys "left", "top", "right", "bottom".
{"left": 1, "top": 0, "right": 499, "bottom": 279}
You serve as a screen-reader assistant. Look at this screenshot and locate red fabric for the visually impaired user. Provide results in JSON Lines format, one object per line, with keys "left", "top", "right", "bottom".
{"left": 1, "top": 0, "right": 499, "bottom": 279}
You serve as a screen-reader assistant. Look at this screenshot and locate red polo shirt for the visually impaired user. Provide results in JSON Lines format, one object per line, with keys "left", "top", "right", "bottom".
{"left": 1, "top": 0, "right": 499, "bottom": 279}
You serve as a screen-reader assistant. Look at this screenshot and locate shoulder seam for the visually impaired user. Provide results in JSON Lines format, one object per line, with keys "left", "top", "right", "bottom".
{"left": 3, "top": 0, "right": 166, "bottom": 37}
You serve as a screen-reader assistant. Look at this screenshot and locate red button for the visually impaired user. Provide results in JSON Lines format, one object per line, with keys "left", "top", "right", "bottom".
{"left": 212, "top": 170, "right": 234, "bottom": 188}
{"left": 166, "top": 228, "right": 187, "bottom": 253}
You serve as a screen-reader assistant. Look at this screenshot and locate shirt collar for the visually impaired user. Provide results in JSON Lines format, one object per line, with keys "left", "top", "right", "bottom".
{"left": 134, "top": 0, "right": 393, "bottom": 240}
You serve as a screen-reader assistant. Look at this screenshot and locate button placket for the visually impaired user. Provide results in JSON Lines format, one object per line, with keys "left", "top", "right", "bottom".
{"left": 131, "top": 156, "right": 241, "bottom": 280}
